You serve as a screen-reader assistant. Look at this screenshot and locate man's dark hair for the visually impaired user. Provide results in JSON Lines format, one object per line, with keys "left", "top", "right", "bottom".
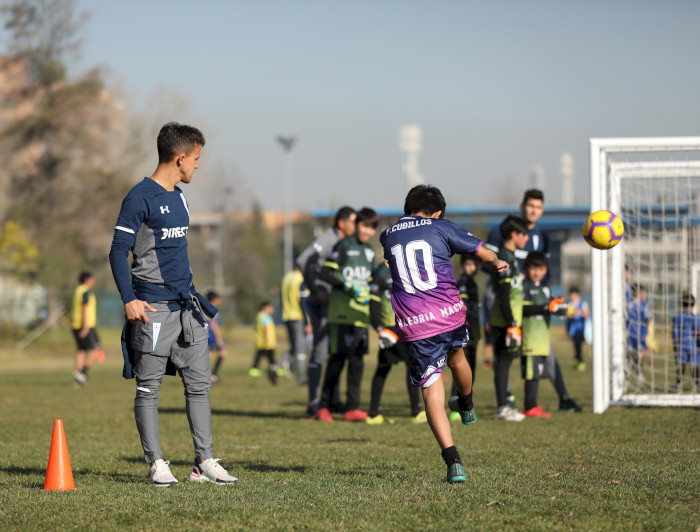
{"left": 79, "top": 271, "right": 93, "bottom": 284}
{"left": 524, "top": 251, "right": 547, "bottom": 268}
{"left": 681, "top": 291, "right": 696, "bottom": 308}
{"left": 569, "top": 286, "right": 580, "bottom": 295}
{"left": 333, "top": 206, "right": 356, "bottom": 228}
{"left": 499, "top": 215, "right": 529, "bottom": 240}
{"left": 404, "top": 185, "right": 446, "bottom": 217}
{"left": 356, "top": 207, "right": 379, "bottom": 229}
{"left": 521, "top": 189, "right": 544, "bottom": 206}
{"left": 206, "top": 290, "right": 219, "bottom": 301}
{"left": 157, "top": 122, "right": 205, "bottom": 164}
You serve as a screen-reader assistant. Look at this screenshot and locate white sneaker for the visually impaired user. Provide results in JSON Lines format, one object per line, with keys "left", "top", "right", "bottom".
{"left": 495, "top": 406, "right": 525, "bottom": 422}
{"left": 148, "top": 459, "right": 178, "bottom": 487}
{"left": 189, "top": 458, "right": 238, "bottom": 485}
{"left": 73, "top": 371, "right": 87, "bottom": 385}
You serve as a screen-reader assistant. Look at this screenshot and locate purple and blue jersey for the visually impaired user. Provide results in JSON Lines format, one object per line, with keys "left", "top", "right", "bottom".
{"left": 109, "top": 178, "right": 193, "bottom": 304}
{"left": 673, "top": 311, "right": 700, "bottom": 364}
{"left": 380, "top": 216, "right": 482, "bottom": 342}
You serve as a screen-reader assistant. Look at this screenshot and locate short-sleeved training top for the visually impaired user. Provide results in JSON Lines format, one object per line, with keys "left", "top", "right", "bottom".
{"left": 109, "top": 178, "right": 193, "bottom": 304}
{"left": 380, "top": 215, "right": 482, "bottom": 342}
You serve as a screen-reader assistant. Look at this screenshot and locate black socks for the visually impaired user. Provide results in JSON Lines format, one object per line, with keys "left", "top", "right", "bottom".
{"left": 441, "top": 446, "right": 462, "bottom": 465}
{"left": 457, "top": 392, "right": 473, "bottom": 412}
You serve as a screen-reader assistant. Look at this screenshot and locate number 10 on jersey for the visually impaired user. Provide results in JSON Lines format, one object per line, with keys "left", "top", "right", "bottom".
{"left": 391, "top": 241, "right": 437, "bottom": 294}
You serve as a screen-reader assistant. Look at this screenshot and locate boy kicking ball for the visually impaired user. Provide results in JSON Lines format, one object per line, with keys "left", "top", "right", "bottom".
{"left": 380, "top": 185, "right": 508, "bottom": 483}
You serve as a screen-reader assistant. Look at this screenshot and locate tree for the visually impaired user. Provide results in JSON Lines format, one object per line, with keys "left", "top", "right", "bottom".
{"left": 0, "top": 0, "right": 146, "bottom": 303}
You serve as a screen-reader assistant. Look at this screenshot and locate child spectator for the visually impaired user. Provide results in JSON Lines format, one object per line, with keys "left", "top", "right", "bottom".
{"left": 626, "top": 284, "right": 652, "bottom": 382}
{"left": 381, "top": 185, "right": 507, "bottom": 483}
{"left": 566, "top": 287, "right": 589, "bottom": 371}
{"left": 449, "top": 255, "right": 482, "bottom": 422}
{"left": 490, "top": 215, "right": 529, "bottom": 421}
{"left": 521, "top": 252, "right": 567, "bottom": 418}
{"left": 207, "top": 291, "right": 227, "bottom": 383}
{"left": 315, "top": 207, "right": 379, "bottom": 422}
{"left": 366, "top": 261, "right": 426, "bottom": 425}
{"left": 251, "top": 301, "right": 278, "bottom": 384}
{"left": 673, "top": 292, "right": 700, "bottom": 390}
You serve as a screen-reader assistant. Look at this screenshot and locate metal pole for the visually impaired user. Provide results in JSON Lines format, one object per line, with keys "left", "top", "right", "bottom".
{"left": 277, "top": 136, "right": 297, "bottom": 274}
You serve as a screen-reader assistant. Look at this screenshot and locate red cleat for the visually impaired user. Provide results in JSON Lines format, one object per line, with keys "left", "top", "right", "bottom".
{"left": 343, "top": 409, "right": 368, "bottom": 421}
{"left": 314, "top": 408, "right": 334, "bottom": 422}
{"left": 523, "top": 406, "right": 552, "bottom": 418}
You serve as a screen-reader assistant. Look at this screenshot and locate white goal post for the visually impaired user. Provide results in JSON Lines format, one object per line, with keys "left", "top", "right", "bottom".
{"left": 590, "top": 137, "right": 700, "bottom": 413}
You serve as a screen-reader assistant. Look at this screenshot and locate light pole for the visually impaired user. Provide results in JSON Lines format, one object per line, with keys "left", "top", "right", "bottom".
{"left": 277, "top": 135, "right": 297, "bottom": 274}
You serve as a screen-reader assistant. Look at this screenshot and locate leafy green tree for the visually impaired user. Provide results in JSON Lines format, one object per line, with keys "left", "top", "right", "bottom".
{"left": 0, "top": 0, "right": 145, "bottom": 303}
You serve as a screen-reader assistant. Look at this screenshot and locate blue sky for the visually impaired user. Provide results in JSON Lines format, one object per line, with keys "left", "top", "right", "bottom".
{"left": 27, "top": 1, "right": 700, "bottom": 211}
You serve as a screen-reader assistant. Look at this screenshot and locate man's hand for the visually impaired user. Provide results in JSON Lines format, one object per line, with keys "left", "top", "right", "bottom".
{"left": 304, "top": 323, "right": 313, "bottom": 335}
{"left": 125, "top": 300, "right": 156, "bottom": 323}
{"left": 78, "top": 326, "right": 89, "bottom": 339}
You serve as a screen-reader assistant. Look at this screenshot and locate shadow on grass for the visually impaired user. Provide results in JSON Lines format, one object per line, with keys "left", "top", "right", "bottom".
{"left": 121, "top": 456, "right": 193, "bottom": 467}
{"left": 244, "top": 463, "right": 308, "bottom": 474}
{"left": 0, "top": 465, "right": 141, "bottom": 487}
{"left": 119, "top": 457, "right": 308, "bottom": 475}
{"left": 156, "top": 407, "right": 302, "bottom": 420}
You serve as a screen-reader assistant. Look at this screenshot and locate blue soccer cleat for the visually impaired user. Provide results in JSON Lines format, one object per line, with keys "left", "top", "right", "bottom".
{"left": 448, "top": 395, "right": 477, "bottom": 425}
{"left": 446, "top": 462, "right": 466, "bottom": 484}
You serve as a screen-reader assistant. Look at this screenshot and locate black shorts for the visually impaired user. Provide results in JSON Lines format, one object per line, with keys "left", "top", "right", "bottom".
{"left": 329, "top": 324, "right": 368, "bottom": 357}
{"left": 73, "top": 328, "right": 101, "bottom": 351}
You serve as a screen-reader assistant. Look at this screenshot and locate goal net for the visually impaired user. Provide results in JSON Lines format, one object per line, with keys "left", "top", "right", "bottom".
{"left": 590, "top": 138, "right": 700, "bottom": 413}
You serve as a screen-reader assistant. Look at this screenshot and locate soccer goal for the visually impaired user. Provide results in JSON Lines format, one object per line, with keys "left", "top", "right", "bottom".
{"left": 590, "top": 137, "right": 700, "bottom": 413}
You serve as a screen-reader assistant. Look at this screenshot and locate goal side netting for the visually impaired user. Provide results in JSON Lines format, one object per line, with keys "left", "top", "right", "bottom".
{"left": 590, "top": 137, "right": 700, "bottom": 413}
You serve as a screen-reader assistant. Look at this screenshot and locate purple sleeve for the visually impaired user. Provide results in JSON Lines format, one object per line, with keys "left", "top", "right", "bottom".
{"left": 446, "top": 220, "right": 483, "bottom": 255}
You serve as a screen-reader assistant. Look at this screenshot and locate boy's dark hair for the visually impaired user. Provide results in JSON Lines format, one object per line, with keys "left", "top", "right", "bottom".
{"left": 681, "top": 291, "right": 696, "bottom": 308}
{"left": 569, "top": 286, "right": 580, "bottom": 295}
{"left": 524, "top": 251, "right": 547, "bottom": 268}
{"left": 460, "top": 254, "right": 481, "bottom": 266}
{"left": 157, "top": 122, "right": 205, "bottom": 164}
{"left": 79, "top": 271, "right": 93, "bottom": 284}
{"left": 521, "top": 189, "right": 544, "bottom": 205}
{"left": 356, "top": 207, "right": 379, "bottom": 228}
{"left": 259, "top": 300, "right": 272, "bottom": 310}
{"left": 499, "top": 215, "right": 529, "bottom": 240}
{"left": 404, "top": 185, "right": 446, "bottom": 218}
{"left": 206, "top": 290, "right": 219, "bottom": 301}
{"left": 630, "top": 284, "right": 646, "bottom": 297}
{"left": 334, "top": 206, "right": 356, "bottom": 228}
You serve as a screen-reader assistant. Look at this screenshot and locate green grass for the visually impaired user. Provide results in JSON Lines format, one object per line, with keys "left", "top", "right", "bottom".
{"left": 0, "top": 326, "right": 698, "bottom": 531}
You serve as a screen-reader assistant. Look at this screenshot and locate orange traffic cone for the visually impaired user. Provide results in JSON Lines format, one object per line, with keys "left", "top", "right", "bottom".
{"left": 43, "top": 419, "right": 76, "bottom": 491}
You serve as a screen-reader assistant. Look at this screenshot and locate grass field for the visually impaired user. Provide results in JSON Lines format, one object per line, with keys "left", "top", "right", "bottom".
{"left": 0, "top": 325, "right": 698, "bottom": 531}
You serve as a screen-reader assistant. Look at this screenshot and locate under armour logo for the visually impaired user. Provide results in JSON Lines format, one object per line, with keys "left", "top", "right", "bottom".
{"left": 160, "top": 205, "right": 170, "bottom": 214}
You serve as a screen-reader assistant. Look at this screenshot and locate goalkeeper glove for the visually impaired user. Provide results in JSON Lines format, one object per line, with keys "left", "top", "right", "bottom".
{"left": 344, "top": 280, "right": 369, "bottom": 304}
{"left": 505, "top": 326, "right": 522, "bottom": 350}
{"left": 548, "top": 297, "right": 566, "bottom": 315}
{"left": 378, "top": 328, "right": 399, "bottom": 349}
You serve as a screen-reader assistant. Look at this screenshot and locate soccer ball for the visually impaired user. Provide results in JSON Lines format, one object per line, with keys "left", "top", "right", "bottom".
{"left": 582, "top": 210, "right": 624, "bottom": 249}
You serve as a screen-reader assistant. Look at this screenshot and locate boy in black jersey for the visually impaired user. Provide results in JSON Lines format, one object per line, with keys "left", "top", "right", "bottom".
{"left": 490, "top": 215, "right": 529, "bottom": 422}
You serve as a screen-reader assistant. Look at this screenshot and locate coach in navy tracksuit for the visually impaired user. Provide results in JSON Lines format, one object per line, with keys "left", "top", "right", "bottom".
{"left": 109, "top": 123, "right": 238, "bottom": 486}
